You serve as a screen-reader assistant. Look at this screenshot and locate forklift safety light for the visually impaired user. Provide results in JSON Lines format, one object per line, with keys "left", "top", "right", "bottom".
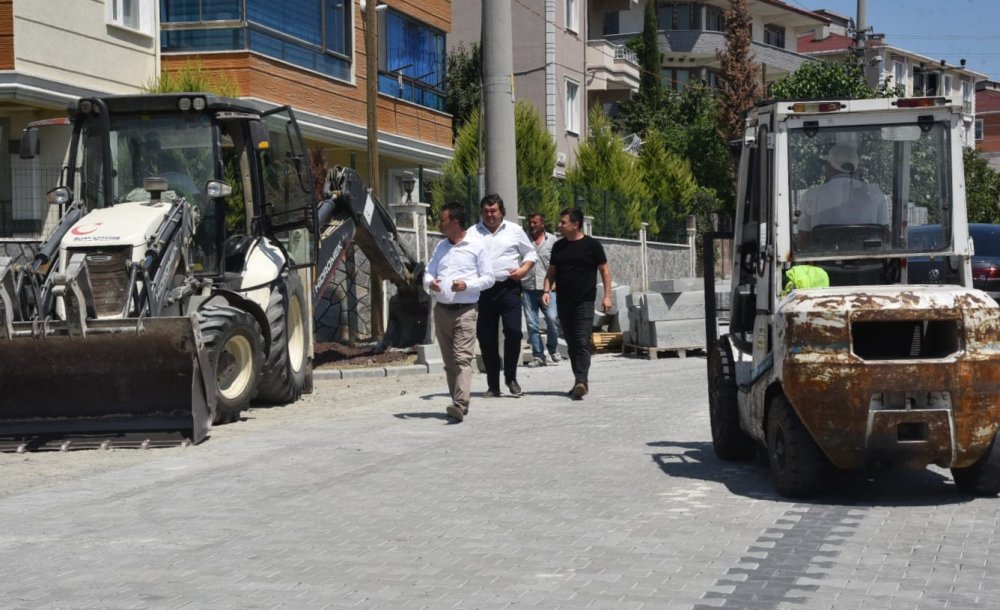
{"left": 895, "top": 97, "right": 947, "bottom": 108}
{"left": 178, "top": 97, "right": 193, "bottom": 111}
{"left": 789, "top": 102, "right": 845, "bottom": 113}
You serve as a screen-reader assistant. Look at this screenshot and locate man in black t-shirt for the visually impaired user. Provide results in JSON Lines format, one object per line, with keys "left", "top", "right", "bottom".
{"left": 542, "top": 208, "right": 612, "bottom": 400}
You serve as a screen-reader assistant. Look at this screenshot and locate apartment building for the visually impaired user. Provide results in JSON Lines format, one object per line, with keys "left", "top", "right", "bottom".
{"left": 799, "top": 9, "right": 984, "bottom": 146}
{"left": 450, "top": 0, "right": 593, "bottom": 176}
{"left": 451, "top": 0, "right": 825, "bottom": 175}
{"left": 975, "top": 81, "right": 1000, "bottom": 170}
{"left": 601, "top": 0, "right": 827, "bottom": 91}
{"left": 0, "top": 0, "right": 159, "bottom": 237}
{"left": 161, "top": 0, "right": 453, "bottom": 204}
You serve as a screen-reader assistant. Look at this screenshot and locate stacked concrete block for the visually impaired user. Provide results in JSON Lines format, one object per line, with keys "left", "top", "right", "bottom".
{"left": 628, "top": 277, "right": 707, "bottom": 351}
{"left": 593, "top": 283, "right": 631, "bottom": 331}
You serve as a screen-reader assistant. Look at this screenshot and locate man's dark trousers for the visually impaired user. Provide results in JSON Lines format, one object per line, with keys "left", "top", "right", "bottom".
{"left": 557, "top": 299, "right": 595, "bottom": 384}
{"left": 477, "top": 279, "right": 523, "bottom": 391}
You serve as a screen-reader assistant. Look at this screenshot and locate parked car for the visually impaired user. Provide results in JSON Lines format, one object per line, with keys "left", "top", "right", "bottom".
{"left": 908, "top": 223, "right": 1000, "bottom": 301}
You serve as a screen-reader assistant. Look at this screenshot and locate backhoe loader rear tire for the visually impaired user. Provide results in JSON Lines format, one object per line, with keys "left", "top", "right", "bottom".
{"left": 256, "top": 273, "right": 308, "bottom": 404}
{"left": 199, "top": 305, "right": 263, "bottom": 425}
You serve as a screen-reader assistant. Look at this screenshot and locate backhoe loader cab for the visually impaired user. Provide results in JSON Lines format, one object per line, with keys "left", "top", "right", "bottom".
{"left": 0, "top": 94, "right": 318, "bottom": 449}
{"left": 708, "top": 98, "right": 1000, "bottom": 497}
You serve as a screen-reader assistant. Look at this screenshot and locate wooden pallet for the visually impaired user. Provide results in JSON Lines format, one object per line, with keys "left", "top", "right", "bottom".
{"left": 622, "top": 342, "right": 704, "bottom": 360}
{"left": 592, "top": 332, "right": 623, "bottom": 353}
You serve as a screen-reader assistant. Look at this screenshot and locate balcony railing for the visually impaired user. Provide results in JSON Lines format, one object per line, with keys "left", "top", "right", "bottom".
{"left": 586, "top": 39, "right": 640, "bottom": 91}
{"left": 614, "top": 45, "right": 637, "bottom": 64}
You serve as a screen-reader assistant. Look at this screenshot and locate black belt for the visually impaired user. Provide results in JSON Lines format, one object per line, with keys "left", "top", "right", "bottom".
{"left": 487, "top": 278, "right": 521, "bottom": 289}
{"left": 436, "top": 301, "right": 475, "bottom": 311}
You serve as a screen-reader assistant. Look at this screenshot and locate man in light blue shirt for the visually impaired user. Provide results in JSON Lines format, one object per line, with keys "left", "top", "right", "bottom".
{"left": 521, "top": 212, "right": 561, "bottom": 367}
{"left": 424, "top": 201, "right": 495, "bottom": 421}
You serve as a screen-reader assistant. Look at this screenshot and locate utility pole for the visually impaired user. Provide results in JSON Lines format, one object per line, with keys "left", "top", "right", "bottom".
{"left": 364, "top": 0, "right": 383, "bottom": 340}
{"left": 854, "top": 0, "right": 877, "bottom": 89}
{"left": 365, "top": 0, "right": 380, "bottom": 197}
{"left": 481, "top": 0, "right": 519, "bottom": 218}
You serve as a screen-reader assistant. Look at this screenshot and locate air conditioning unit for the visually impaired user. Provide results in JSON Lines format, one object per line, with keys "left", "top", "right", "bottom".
{"left": 556, "top": 152, "right": 567, "bottom": 167}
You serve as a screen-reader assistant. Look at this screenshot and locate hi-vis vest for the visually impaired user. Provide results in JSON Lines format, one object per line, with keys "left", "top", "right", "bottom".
{"left": 782, "top": 265, "right": 830, "bottom": 296}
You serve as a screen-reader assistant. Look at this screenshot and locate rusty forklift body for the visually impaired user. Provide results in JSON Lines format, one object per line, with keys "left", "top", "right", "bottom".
{"left": 707, "top": 98, "right": 1000, "bottom": 497}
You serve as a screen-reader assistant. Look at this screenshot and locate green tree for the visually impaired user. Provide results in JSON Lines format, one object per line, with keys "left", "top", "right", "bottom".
{"left": 566, "top": 107, "right": 651, "bottom": 236}
{"left": 640, "top": 127, "right": 698, "bottom": 238}
{"left": 613, "top": 0, "right": 666, "bottom": 136}
{"left": 444, "top": 42, "right": 482, "bottom": 139}
{"left": 770, "top": 56, "right": 900, "bottom": 100}
{"left": 514, "top": 101, "right": 559, "bottom": 223}
{"left": 716, "top": 0, "right": 760, "bottom": 141}
{"left": 431, "top": 101, "right": 558, "bottom": 223}
{"left": 669, "top": 82, "right": 733, "bottom": 211}
{"left": 965, "top": 147, "right": 1000, "bottom": 223}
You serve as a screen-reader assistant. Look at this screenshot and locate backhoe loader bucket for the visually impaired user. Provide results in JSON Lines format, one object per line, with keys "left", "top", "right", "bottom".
{"left": 0, "top": 316, "right": 214, "bottom": 450}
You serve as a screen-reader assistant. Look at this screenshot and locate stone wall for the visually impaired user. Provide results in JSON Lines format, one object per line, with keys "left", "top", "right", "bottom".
{"left": 397, "top": 229, "right": 691, "bottom": 291}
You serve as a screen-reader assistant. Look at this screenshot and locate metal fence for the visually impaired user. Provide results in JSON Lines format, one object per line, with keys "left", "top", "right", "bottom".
{"left": 437, "top": 174, "right": 689, "bottom": 242}
{"left": 1, "top": 165, "right": 64, "bottom": 239}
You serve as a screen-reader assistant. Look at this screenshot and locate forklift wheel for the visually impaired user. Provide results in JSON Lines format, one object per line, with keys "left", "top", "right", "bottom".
{"left": 767, "top": 393, "right": 829, "bottom": 498}
{"left": 951, "top": 434, "right": 1000, "bottom": 496}
{"left": 708, "top": 338, "right": 754, "bottom": 460}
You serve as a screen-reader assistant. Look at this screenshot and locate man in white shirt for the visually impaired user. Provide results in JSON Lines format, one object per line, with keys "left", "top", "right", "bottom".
{"left": 423, "top": 201, "right": 495, "bottom": 421}
{"left": 471, "top": 193, "right": 538, "bottom": 398}
{"left": 798, "top": 144, "right": 889, "bottom": 244}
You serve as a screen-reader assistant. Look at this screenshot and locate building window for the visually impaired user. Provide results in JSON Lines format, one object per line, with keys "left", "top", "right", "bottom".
{"left": 603, "top": 10, "right": 619, "bottom": 35}
{"left": 160, "top": 0, "right": 352, "bottom": 83}
{"left": 379, "top": 12, "right": 446, "bottom": 111}
{"left": 976, "top": 119, "right": 984, "bottom": 141}
{"left": 893, "top": 59, "right": 908, "bottom": 93}
{"left": 913, "top": 70, "right": 939, "bottom": 97}
{"left": 706, "top": 69, "right": 721, "bottom": 91}
{"left": 109, "top": 0, "right": 154, "bottom": 35}
{"left": 565, "top": 79, "right": 580, "bottom": 134}
{"left": 661, "top": 68, "right": 693, "bottom": 91}
{"left": 657, "top": 3, "right": 698, "bottom": 31}
{"left": 705, "top": 7, "right": 725, "bottom": 32}
{"left": 161, "top": 0, "right": 241, "bottom": 22}
{"left": 566, "top": 0, "right": 579, "bottom": 33}
{"left": 763, "top": 24, "right": 785, "bottom": 48}
{"left": 943, "top": 74, "right": 954, "bottom": 95}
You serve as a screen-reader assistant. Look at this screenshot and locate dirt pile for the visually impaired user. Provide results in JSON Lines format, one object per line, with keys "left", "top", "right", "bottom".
{"left": 314, "top": 342, "right": 414, "bottom": 369}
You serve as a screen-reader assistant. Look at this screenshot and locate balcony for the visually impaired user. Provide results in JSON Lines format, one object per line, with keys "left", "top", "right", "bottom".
{"left": 602, "top": 30, "right": 814, "bottom": 81}
{"left": 586, "top": 39, "right": 640, "bottom": 92}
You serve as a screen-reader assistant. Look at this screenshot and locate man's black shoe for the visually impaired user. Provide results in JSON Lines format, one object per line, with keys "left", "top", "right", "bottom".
{"left": 507, "top": 379, "right": 523, "bottom": 397}
{"left": 483, "top": 388, "right": 502, "bottom": 398}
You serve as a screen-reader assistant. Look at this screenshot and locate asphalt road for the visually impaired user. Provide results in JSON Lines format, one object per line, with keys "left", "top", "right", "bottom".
{"left": 1, "top": 354, "right": 998, "bottom": 609}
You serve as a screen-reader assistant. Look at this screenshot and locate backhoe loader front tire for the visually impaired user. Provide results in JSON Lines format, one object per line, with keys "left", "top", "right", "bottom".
{"left": 256, "top": 273, "right": 308, "bottom": 404}
{"left": 199, "top": 305, "right": 263, "bottom": 424}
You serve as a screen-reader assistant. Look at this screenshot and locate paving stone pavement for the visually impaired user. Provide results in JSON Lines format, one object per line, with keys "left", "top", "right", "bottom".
{"left": 1, "top": 354, "right": 1000, "bottom": 609}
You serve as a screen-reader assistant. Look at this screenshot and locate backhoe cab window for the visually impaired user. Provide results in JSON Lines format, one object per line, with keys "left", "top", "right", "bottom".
{"left": 789, "top": 121, "right": 952, "bottom": 257}
{"left": 79, "top": 113, "right": 214, "bottom": 207}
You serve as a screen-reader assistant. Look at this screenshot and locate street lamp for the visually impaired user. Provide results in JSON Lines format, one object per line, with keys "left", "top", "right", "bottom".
{"left": 361, "top": 0, "right": 387, "bottom": 196}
